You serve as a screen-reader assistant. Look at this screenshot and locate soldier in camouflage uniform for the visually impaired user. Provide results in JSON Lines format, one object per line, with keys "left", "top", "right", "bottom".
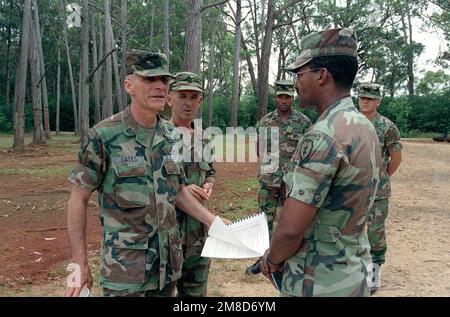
{"left": 358, "top": 82, "right": 403, "bottom": 292}
{"left": 167, "top": 72, "right": 216, "bottom": 297}
{"left": 64, "top": 51, "right": 218, "bottom": 297}
{"left": 259, "top": 28, "right": 382, "bottom": 297}
{"left": 246, "top": 80, "right": 312, "bottom": 275}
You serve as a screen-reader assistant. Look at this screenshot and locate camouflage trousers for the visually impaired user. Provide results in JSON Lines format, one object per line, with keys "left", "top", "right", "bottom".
{"left": 367, "top": 198, "right": 389, "bottom": 265}
{"left": 102, "top": 281, "right": 177, "bottom": 297}
{"left": 177, "top": 213, "right": 210, "bottom": 297}
{"left": 258, "top": 182, "right": 287, "bottom": 235}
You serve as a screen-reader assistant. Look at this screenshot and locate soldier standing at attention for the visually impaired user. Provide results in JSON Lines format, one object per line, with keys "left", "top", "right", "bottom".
{"left": 358, "top": 82, "right": 403, "bottom": 293}
{"left": 167, "top": 72, "right": 216, "bottom": 297}
{"left": 64, "top": 51, "right": 219, "bottom": 297}
{"left": 246, "top": 80, "right": 312, "bottom": 275}
{"left": 259, "top": 28, "right": 382, "bottom": 297}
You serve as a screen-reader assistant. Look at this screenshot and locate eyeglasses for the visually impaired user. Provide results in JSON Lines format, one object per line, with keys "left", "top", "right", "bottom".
{"left": 294, "top": 68, "right": 324, "bottom": 81}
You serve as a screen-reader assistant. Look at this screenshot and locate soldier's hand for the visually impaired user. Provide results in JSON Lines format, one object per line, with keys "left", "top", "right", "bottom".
{"left": 260, "top": 250, "right": 284, "bottom": 280}
{"left": 202, "top": 183, "right": 214, "bottom": 198}
{"left": 186, "top": 184, "right": 209, "bottom": 202}
{"left": 64, "top": 262, "right": 93, "bottom": 297}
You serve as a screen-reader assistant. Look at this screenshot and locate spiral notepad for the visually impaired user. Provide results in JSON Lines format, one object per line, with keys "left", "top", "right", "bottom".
{"left": 201, "top": 212, "right": 269, "bottom": 259}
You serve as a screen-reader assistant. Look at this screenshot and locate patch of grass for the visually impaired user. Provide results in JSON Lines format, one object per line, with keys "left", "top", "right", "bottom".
{"left": 403, "top": 132, "right": 440, "bottom": 138}
{"left": 210, "top": 178, "right": 260, "bottom": 222}
{"left": 0, "top": 132, "right": 79, "bottom": 149}
{"left": 0, "top": 134, "right": 33, "bottom": 148}
{"left": 0, "top": 165, "right": 72, "bottom": 178}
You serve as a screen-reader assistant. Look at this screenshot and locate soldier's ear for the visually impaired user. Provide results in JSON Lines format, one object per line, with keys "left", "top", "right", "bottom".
{"left": 124, "top": 76, "right": 135, "bottom": 96}
{"left": 167, "top": 93, "right": 174, "bottom": 108}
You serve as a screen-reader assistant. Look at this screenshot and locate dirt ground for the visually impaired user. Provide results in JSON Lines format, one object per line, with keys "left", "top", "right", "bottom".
{"left": 0, "top": 137, "right": 449, "bottom": 297}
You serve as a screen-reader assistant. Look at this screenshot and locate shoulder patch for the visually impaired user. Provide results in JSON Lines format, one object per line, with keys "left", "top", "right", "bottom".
{"left": 299, "top": 138, "right": 314, "bottom": 161}
{"left": 305, "top": 132, "right": 321, "bottom": 141}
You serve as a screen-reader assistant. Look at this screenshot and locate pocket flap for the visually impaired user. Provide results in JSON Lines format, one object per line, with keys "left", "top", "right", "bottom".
{"left": 114, "top": 164, "right": 147, "bottom": 178}
{"left": 198, "top": 161, "right": 211, "bottom": 171}
{"left": 312, "top": 225, "right": 341, "bottom": 243}
{"left": 114, "top": 232, "right": 149, "bottom": 250}
{"left": 163, "top": 160, "right": 181, "bottom": 175}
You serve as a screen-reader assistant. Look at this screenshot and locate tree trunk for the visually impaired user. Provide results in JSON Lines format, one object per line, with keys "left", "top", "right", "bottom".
{"left": 207, "top": 30, "right": 216, "bottom": 127}
{"left": 241, "top": 35, "right": 258, "bottom": 98}
{"left": 406, "top": 0, "right": 414, "bottom": 97}
{"left": 104, "top": 0, "right": 113, "bottom": 117}
{"left": 149, "top": 4, "right": 155, "bottom": 50}
{"left": 163, "top": 0, "right": 170, "bottom": 59}
{"left": 79, "top": 0, "right": 90, "bottom": 136}
{"left": 120, "top": 0, "right": 128, "bottom": 109}
{"left": 60, "top": 1, "right": 79, "bottom": 135}
{"left": 183, "top": 0, "right": 203, "bottom": 73}
{"left": 110, "top": 28, "right": 123, "bottom": 112}
{"left": 13, "top": 0, "right": 33, "bottom": 151}
{"left": 92, "top": 16, "right": 101, "bottom": 124}
{"left": 56, "top": 43, "right": 61, "bottom": 135}
{"left": 256, "top": 0, "right": 276, "bottom": 120}
{"left": 183, "top": 0, "right": 203, "bottom": 119}
{"left": 4, "top": 2, "right": 12, "bottom": 108}
{"left": 98, "top": 17, "right": 105, "bottom": 119}
{"left": 29, "top": 18, "right": 46, "bottom": 144}
{"left": 32, "top": 0, "right": 50, "bottom": 138}
{"left": 230, "top": 0, "right": 242, "bottom": 128}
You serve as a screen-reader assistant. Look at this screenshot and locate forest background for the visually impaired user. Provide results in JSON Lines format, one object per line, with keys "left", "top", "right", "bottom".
{"left": 0, "top": 0, "right": 449, "bottom": 151}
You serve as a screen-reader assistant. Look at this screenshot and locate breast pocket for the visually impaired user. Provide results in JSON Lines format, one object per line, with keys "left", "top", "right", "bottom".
{"left": 163, "top": 160, "right": 182, "bottom": 202}
{"left": 114, "top": 164, "right": 150, "bottom": 209}
{"left": 198, "top": 161, "right": 211, "bottom": 185}
{"left": 102, "top": 231, "right": 149, "bottom": 284}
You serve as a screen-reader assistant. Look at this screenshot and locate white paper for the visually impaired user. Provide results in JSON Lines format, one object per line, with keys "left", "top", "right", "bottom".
{"left": 201, "top": 213, "right": 269, "bottom": 259}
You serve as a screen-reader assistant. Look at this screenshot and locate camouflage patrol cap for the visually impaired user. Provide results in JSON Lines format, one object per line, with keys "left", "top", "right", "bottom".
{"left": 359, "top": 82, "right": 381, "bottom": 99}
{"left": 170, "top": 72, "right": 204, "bottom": 93}
{"left": 125, "top": 50, "right": 174, "bottom": 78}
{"left": 286, "top": 27, "right": 358, "bottom": 72}
{"left": 274, "top": 80, "right": 295, "bottom": 96}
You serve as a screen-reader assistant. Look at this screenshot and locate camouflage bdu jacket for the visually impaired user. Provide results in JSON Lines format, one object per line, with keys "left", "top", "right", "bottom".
{"left": 371, "top": 113, "right": 402, "bottom": 199}
{"left": 68, "top": 106, "right": 187, "bottom": 292}
{"left": 282, "top": 97, "right": 381, "bottom": 297}
{"left": 168, "top": 120, "right": 216, "bottom": 247}
{"left": 257, "top": 110, "right": 312, "bottom": 187}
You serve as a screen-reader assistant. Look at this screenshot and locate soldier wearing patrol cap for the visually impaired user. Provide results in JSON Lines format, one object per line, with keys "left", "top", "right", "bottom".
{"left": 259, "top": 28, "right": 382, "bottom": 297}
{"left": 166, "top": 72, "right": 216, "bottom": 297}
{"left": 245, "top": 80, "right": 312, "bottom": 275}
{"left": 358, "top": 82, "right": 403, "bottom": 293}
{"left": 65, "top": 50, "right": 220, "bottom": 297}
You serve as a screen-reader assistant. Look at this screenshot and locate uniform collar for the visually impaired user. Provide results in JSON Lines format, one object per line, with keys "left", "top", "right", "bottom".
{"left": 167, "top": 117, "right": 195, "bottom": 130}
{"left": 121, "top": 106, "right": 172, "bottom": 148}
{"left": 316, "top": 96, "right": 354, "bottom": 123}
{"left": 269, "top": 108, "right": 298, "bottom": 123}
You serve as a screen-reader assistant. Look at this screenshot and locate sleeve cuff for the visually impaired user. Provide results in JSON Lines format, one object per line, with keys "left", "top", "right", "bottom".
{"left": 284, "top": 166, "right": 332, "bottom": 208}
{"left": 67, "top": 164, "right": 101, "bottom": 192}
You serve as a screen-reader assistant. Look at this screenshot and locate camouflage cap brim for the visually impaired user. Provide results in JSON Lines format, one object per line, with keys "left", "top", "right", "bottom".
{"left": 358, "top": 92, "right": 380, "bottom": 99}
{"left": 286, "top": 57, "right": 313, "bottom": 72}
{"left": 359, "top": 82, "right": 381, "bottom": 99}
{"left": 134, "top": 69, "right": 175, "bottom": 78}
{"left": 170, "top": 84, "right": 204, "bottom": 93}
{"left": 276, "top": 90, "right": 294, "bottom": 96}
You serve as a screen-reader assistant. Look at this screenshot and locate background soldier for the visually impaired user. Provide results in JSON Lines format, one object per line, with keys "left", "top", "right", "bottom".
{"left": 65, "top": 51, "right": 218, "bottom": 297}
{"left": 246, "top": 80, "right": 312, "bottom": 275}
{"left": 260, "top": 28, "right": 381, "bottom": 297}
{"left": 358, "top": 82, "right": 403, "bottom": 292}
{"left": 167, "top": 72, "right": 216, "bottom": 297}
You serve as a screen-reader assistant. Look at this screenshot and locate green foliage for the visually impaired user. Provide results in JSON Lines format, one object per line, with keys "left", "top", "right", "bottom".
{"left": 378, "top": 97, "right": 412, "bottom": 134}
{"left": 377, "top": 90, "right": 450, "bottom": 136}
{"left": 417, "top": 70, "right": 450, "bottom": 95}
